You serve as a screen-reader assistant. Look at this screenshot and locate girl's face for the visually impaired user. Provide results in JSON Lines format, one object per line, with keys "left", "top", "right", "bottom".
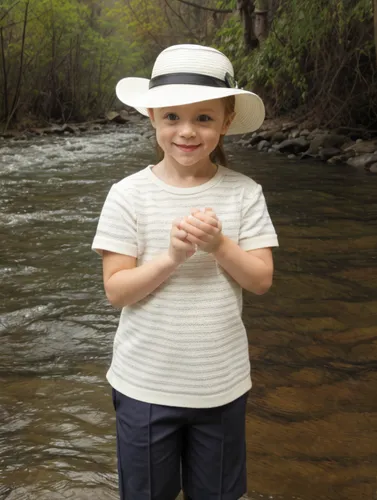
{"left": 148, "top": 99, "right": 234, "bottom": 168}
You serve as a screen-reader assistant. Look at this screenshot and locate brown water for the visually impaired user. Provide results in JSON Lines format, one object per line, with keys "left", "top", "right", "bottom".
{"left": 1, "top": 126, "right": 377, "bottom": 500}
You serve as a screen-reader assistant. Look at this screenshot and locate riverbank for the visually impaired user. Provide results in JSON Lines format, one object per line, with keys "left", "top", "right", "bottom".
{"left": 0, "top": 110, "right": 139, "bottom": 139}
{"left": 231, "top": 116, "right": 377, "bottom": 174}
{"left": 2, "top": 111, "right": 377, "bottom": 174}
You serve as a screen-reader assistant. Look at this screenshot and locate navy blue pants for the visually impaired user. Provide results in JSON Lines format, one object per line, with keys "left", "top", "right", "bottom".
{"left": 112, "top": 389, "right": 248, "bottom": 500}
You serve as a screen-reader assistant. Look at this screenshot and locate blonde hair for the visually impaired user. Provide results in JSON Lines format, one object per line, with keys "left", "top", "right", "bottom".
{"left": 155, "top": 95, "right": 236, "bottom": 167}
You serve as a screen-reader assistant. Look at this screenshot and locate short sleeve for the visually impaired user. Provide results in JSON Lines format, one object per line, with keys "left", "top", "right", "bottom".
{"left": 91, "top": 184, "right": 138, "bottom": 257}
{"left": 239, "top": 183, "right": 279, "bottom": 251}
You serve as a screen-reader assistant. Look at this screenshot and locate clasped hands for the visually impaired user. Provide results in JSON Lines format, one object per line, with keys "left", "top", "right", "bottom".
{"left": 169, "top": 208, "right": 223, "bottom": 265}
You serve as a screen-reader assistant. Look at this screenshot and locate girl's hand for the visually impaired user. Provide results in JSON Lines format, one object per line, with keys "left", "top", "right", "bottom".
{"left": 180, "top": 208, "right": 223, "bottom": 253}
{"left": 168, "top": 218, "right": 197, "bottom": 265}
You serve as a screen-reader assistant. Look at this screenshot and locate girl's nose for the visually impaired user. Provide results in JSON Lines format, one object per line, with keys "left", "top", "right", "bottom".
{"left": 179, "top": 122, "right": 196, "bottom": 138}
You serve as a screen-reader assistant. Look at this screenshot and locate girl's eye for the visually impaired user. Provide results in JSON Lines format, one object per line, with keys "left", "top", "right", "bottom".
{"left": 198, "top": 115, "right": 213, "bottom": 122}
{"left": 165, "top": 113, "right": 179, "bottom": 121}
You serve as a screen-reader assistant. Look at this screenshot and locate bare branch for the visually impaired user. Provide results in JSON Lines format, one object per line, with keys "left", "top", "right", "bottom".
{"left": 165, "top": 0, "right": 200, "bottom": 42}
{"left": 174, "top": 0, "right": 232, "bottom": 14}
{"left": 0, "top": 1, "right": 20, "bottom": 23}
{"left": 126, "top": 1, "right": 164, "bottom": 48}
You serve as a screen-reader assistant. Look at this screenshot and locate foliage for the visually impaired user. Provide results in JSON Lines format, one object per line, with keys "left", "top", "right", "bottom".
{"left": 1, "top": 0, "right": 376, "bottom": 128}
{"left": 216, "top": 0, "right": 377, "bottom": 127}
{"left": 1, "top": 0, "right": 130, "bottom": 123}
{"left": 0, "top": 0, "right": 229, "bottom": 126}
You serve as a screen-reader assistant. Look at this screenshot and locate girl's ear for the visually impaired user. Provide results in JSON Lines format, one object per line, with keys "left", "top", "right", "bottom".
{"left": 221, "top": 112, "right": 236, "bottom": 135}
{"left": 147, "top": 108, "right": 156, "bottom": 129}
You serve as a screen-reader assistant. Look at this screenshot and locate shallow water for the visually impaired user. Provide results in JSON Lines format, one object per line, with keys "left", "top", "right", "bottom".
{"left": 1, "top": 123, "right": 377, "bottom": 500}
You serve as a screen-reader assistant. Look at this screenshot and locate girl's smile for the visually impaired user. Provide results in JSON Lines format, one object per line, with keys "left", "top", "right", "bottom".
{"left": 174, "top": 143, "right": 201, "bottom": 152}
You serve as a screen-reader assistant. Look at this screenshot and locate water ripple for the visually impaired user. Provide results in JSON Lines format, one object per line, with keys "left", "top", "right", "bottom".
{"left": 1, "top": 129, "right": 376, "bottom": 500}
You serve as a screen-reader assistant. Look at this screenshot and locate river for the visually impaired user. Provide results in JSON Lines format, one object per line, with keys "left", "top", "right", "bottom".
{"left": 1, "top": 123, "right": 377, "bottom": 500}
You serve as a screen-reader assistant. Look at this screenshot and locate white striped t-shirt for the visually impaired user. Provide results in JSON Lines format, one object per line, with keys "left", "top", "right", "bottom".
{"left": 92, "top": 165, "right": 278, "bottom": 408}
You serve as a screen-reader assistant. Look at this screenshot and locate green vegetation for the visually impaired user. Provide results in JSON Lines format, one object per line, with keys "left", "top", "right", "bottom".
{"left": 1, "top": 0, "right": 376, "bottom": 130}
{"left": 1, "top": 0, "right": 138, "bottom": 126}
{"left": 217, "top": 0, "right": 377, "bottom": 128}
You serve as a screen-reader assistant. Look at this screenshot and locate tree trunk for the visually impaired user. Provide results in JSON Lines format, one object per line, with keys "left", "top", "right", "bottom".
{"left": 9, "top": 0, "right": 29, "bottom": 125}
{"left": 254, "top": 0, "right": 269, "bottom": 41}
{"left": 374, "top": 0, "right": 377, "bottom": 67}
{"left": 268, "top": 0, "right": 279, "bottom": 24}
{"left": 237, "top": 0, "right": 259, "bottom": 51}
{"left": 0, "top": 27, "right": 9, "bottom": 121}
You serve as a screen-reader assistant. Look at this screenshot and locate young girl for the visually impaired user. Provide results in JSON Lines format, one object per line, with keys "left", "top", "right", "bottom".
{"left": 92, "top": 44, "right": 278, "bottom": 500}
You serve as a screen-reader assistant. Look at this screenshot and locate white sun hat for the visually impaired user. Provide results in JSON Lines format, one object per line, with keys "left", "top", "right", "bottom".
{"left": 115, "top": 44, "right": 265, "bottom": 135}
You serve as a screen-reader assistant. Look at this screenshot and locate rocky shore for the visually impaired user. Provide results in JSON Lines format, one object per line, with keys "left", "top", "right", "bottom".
{"left": 0, "top": 110, "right": 139, "bottom": 140}
{"left": 231, "top": 118, "right": 377, "bottom": 174}
{"left": 2, "top": 111, "right": 377, "bottom": 174}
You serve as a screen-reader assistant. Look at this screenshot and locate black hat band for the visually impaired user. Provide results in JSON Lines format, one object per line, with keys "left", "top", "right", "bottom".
{"left": 149, "top": 72, "right": 234, "bottom": 90}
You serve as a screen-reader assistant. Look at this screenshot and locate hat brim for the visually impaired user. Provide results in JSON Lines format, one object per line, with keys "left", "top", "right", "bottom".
{"left": 115, "top": 77, "right": 265, "bottom": 135}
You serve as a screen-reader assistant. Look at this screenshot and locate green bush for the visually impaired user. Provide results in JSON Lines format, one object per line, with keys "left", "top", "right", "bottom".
{"left": 216, "top": 0, "right": 376, "bottom": 127}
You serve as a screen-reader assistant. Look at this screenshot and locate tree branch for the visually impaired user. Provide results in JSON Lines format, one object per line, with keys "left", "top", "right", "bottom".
{"left": 0, "top": 1, "right": 20, "bottom": 24}
{"left": 165, "top": 0, "right": 201, "bottom": 42}
{"left": 174, "top": 0, "right": 233, "bottom": 14}
{"left": 126, "top": 1, "right": 164, "bottom": 48}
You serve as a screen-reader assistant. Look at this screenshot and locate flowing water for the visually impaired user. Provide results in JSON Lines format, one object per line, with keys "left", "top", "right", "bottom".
{"left": 1, "top": 123, "right": 377, "bottom": 500}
